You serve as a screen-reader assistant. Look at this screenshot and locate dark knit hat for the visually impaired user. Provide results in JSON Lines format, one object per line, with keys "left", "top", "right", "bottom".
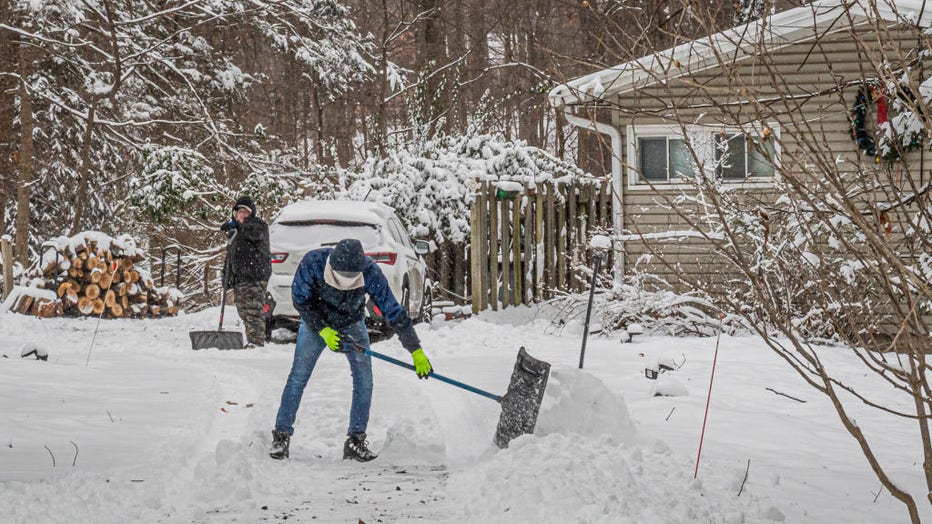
{"left": 330, "top": 239, "right": 367, "bottom": 273}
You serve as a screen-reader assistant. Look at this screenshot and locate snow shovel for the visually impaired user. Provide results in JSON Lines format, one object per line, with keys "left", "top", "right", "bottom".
{"left": 190, "top": 230, "right": 244, "bottom": 350}
{"left": 347, "top": 339, "right": 550, "bottom": 448}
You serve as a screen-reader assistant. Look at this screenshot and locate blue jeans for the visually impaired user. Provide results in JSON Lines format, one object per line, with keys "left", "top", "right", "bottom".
{"left": 274, "top": 319, "right": 373, "bottom": 437}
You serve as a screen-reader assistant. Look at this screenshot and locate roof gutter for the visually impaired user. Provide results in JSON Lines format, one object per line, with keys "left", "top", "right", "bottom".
{"left": 561, "top": 106, "right": 624, "bottom": 285}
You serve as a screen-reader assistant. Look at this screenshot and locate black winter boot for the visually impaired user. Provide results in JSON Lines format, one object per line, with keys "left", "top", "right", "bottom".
{"left": 270, "top": 430, "right": 290, "bottom": 460}
{"left": 343, "top": 433, "right": 378, "bottom": 462}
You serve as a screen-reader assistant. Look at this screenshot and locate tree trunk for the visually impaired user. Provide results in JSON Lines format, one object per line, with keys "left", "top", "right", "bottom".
{"left": 416, "top": 0, "right": 448, "bottom": 135}
{"left": 313, "top": 85, "right": 327, "bottom": 165}
{"left": 373, "top": 0, "right": 390, "bottom": 155}
{"left": 466, "top": 0, "right": 489, "bottom": 111}
{"left": 13, "top": 47, "right": 33, "bottom": 266}
{"left": 518, "top": 28, "right": 542, "bottom": 146}
{"left": 0, "top": 0, "right": 16, "bottom": 235}
{"left": 69, "top": 101, "right": 97, "bottom": 235}
{"left": 439, "top": 241, "right": 451, "bottom": 301}
{"left": 454, "top": 241, "right": 466, "bottom": 304}
{"left": 446, "top": 0, "right": 467, "bottom": 130}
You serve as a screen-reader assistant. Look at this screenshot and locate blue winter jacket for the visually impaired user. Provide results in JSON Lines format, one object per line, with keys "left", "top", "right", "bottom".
{"left": 292, "top": 248, "right": 421, "bottom": 352}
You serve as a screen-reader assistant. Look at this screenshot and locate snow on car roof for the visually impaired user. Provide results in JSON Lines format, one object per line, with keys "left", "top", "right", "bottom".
{"left": 273, "top": 199, "right": 395, "bottom": 224}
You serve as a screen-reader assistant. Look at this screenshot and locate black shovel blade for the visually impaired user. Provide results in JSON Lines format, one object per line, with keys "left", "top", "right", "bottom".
{"left": 494, "top": 347, "right": 551, "bottom": 449}
{"left": 190, "top": 330, "right": 244, "bottom": 350}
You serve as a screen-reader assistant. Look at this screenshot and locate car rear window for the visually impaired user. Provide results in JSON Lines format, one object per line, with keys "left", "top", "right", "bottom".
{"left": 270, "top": 220, "right": 382, "bottom": 248}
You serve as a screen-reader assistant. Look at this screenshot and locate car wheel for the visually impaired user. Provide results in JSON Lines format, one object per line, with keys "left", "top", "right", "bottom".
{"left": 418, "top": 280, "right": 433, "bottom": 324}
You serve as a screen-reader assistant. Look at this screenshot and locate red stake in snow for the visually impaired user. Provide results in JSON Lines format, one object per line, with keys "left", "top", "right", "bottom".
{"left": 694, "top": 313, "right": 724, "bottom": 479}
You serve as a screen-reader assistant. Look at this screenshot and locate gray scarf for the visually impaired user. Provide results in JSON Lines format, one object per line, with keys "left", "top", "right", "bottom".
{"left": 324, "top": 257, "right": 365, "bottom": 290}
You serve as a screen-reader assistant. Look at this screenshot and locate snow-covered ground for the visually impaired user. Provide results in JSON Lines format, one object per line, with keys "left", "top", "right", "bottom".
{"left": 0, "top": 306, "right": 926, "bottom": 523}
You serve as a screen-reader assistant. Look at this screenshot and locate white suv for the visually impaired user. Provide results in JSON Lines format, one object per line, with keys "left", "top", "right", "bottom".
{"left": 266, "top": 200, "right": 432, "bottom": 335}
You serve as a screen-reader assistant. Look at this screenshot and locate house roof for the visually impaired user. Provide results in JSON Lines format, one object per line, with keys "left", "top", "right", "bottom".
{"left": 548, "top": 0, "right": 932, "bottom": 107}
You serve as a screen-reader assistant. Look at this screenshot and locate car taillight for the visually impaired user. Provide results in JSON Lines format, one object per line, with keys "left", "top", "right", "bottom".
{"left": 271, "top": 252, "right": 289, "bottom": 263}
{"left": 366, "top": 252, "right": 397, "bottom": 265}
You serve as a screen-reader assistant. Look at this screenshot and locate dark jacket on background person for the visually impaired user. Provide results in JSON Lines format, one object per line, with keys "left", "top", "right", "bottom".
{"left": 292, "top": 246, "right": 421, "bottom": 352}
{"left": 224, "top": 196, "right": 272, "bottom": 288}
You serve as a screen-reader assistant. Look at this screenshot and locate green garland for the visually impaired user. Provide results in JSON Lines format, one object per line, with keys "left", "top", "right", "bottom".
{"left": 850, "top": 81, "right": 925, "bottom": 162}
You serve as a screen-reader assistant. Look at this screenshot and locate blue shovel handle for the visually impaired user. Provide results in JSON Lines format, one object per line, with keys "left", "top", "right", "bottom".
{"left": 342, "top": 336, "right": 502, "bottom": 402}
{"left": 366, "top": 348, "right": 502, "bottom": 402}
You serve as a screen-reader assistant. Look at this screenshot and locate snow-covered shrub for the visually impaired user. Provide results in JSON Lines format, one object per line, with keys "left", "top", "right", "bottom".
{"left": 540, "top": 272, "right": 735, "bottom": 338}
{"left": 341, "top": 133, "right": 592, "bottom": 242}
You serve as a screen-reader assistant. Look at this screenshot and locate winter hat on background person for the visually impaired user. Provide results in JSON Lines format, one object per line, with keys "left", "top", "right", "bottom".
{"left": 232, "top": 195, "right": 256, "bottom": 216}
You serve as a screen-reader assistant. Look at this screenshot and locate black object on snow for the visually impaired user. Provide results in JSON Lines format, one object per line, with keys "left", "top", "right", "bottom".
{"left": 493, "top": 347, "right": 551, "bottom": 449}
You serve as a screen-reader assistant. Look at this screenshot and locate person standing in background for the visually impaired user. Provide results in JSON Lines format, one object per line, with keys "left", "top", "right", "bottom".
{"left": 221, "top": 196, "right": 272, "bottom": 348}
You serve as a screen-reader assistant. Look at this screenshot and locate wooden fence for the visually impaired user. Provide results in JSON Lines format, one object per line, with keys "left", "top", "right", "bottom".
{"left": 466, "top": 178, "right": 614, "bottom": 313}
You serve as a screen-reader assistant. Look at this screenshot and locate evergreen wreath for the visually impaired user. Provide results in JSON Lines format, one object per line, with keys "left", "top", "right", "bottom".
{"left": 851, "top": 83, "right": 877, "bottom": 157}
{"left": 851, "top": 80, "right": 925, "bottom": 161}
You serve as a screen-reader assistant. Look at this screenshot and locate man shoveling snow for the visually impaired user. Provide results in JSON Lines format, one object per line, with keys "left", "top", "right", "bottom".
{"left": 270, "top": 239, "right": 433, "bottom": 462}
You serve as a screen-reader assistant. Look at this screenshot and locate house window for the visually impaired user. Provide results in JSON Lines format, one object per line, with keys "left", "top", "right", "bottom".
{"left": 637, "top": 137, "right": 693, "bottom": 181}
{"left": 715, "top": 133, "right": 776, "bottom": 180}
{"left": 629, "top": 124, "right": 778, "bottom": 186}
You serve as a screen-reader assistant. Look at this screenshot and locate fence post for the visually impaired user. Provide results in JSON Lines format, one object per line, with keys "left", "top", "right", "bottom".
{"left": 500, "top": 197, "right": 511, "bottom": 309}
{"left": 523, "top": 196, "right": 533, "bottom": 304}
{"left": 512, "top": 196, "right": 523, "bottom": 306}
{"left": 203, "top": 258, "right": 211, "bottom": 296}
{"left": 545, "top": 188, "right": 556, "bottom": 298}
{"left": 1, "top": 236, "right": 13, "bottom": 300}
{"left": 160, "top": 247, "right": 166, "bottom": 287}
{"left": 557, "top": 186, "right": 567, "bottom": 292}
{"left": 535, "top": 190, "right": 544, "bottom": 301}
{"left": 470, "top": 189, "right": 481, "bottom": 315}
{"left": 488, "top": 184, "right": 499, "bottom": 311}
{"left": 567, "top": 182, "right": 578, "bottom": 291}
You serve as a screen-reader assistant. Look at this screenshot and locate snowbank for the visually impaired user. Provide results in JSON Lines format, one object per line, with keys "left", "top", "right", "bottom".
{"left": 447, "top": 434, "right": 780, "bottom": 523}
{"left": 535, "top": 367, "right": 636, "bottom": 440}
{"left": 446, "top": 367, "right": 776, "bottom": 522}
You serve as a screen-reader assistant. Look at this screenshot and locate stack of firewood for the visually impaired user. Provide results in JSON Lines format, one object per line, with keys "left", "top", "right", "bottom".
{"left": 10, "top": 232, "right": 182, "bottom": 319}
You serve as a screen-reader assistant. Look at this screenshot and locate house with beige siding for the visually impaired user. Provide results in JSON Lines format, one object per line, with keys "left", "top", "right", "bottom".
{"left": 548, "top": 0, "right": 930, "bottom": 294}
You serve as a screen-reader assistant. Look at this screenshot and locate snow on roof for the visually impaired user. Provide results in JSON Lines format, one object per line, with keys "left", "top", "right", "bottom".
{"left": 273, "top": 199, "right": 395, "bottom": 225}
{"left": 549, "top": 0, "right": 932, "bottom": 107}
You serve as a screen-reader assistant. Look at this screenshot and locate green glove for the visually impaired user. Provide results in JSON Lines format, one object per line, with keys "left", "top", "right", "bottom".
{"left": 319, "top": 327, "right": 341, "bottom": 351}
{"left": 411, "top": 348, "right": 432, "bottom": 379}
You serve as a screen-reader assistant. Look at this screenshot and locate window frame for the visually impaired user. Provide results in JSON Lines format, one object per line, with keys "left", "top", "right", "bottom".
{"left": 626, "top": 123, "right": 781, "bottom": 190}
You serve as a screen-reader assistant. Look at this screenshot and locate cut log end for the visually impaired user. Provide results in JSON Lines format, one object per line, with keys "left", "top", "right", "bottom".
{"left": 85, "top": 284, "right": 101, "bottom": 300}
{"left": 77, "top": 296, "right": 94, "bottom": 316}
{"left": 109, "top": 303, "right": 124, "bottom": 318}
